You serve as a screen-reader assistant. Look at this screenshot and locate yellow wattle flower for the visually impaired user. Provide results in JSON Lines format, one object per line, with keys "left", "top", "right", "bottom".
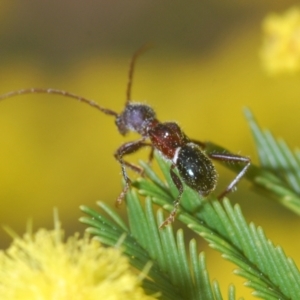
{"left": 260, "top": 6, "right": 300, "bottom": 75}
{"left": 0, "top": 220, "right": 157, "bottom": 300}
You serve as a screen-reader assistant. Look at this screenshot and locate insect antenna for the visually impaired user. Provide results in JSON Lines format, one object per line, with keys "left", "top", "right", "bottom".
{"left": 0, "top": 88, "right": 118, "bottom": 117}
{"left": 126, "top": 43, "right": 152, "bottom": 104}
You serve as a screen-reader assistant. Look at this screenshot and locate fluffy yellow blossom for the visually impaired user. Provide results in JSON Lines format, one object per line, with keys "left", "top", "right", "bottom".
{"left": 0, "top": 221, "right": 157, "bottom": 300}
{"left": 260, "top": 6, "right": 300, "bottom": 75}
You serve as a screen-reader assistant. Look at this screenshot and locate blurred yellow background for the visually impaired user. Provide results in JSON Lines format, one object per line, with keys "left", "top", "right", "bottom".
{"left": 1, "top": 1, "right": 300, "bottom": 298}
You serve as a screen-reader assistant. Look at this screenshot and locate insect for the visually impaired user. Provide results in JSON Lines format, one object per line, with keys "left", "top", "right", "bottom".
{"left": 0, "top": 45, "right": 251, "bottom": 228}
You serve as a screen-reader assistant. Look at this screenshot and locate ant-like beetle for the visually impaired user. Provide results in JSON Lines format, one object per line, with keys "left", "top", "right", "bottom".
{"left": 0, "top": 45, "right": 250, "bottom": 228}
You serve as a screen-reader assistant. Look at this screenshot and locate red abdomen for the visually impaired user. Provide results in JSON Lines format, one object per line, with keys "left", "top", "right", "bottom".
{"left": 149, "top": 122, "right": 188, "bottom": 159}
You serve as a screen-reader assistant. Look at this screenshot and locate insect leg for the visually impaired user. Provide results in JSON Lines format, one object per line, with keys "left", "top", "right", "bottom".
{"left": 208, "top": 153, "right": 251, "bottom": 199}
{"left": 114, "top": 139, "right": 152, "bottom": 206}
{"left": 147, "top": 146, "right": 155, "bottom": 164}
{"left": 189, "top": 139, "right": 206, "bottom": 149}
{"left": 159, "top": 164, "right": 184, "bottom": 228}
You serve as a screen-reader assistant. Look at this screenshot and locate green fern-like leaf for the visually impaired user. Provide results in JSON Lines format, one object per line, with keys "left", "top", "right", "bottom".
{"left": 243, "top": 108, "right": 300, "bottom": 214}
{"left": 197, "top": 109, "right": 300, "bottom": 216}
{"left": 80, "top": 193, "right": 240, "bottom": 300}
{"left": 134, "top": 153, "right": 300, "bottom": 299}
{"left": 80, "top": 109, "right": 300, "bottom": 299}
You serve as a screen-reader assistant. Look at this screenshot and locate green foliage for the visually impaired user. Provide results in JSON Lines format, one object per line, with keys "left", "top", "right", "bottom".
{"left": 80, "top": 197, "right": 236, "bottom": 300}
{"left": 80, "top": 110, "right": 300, "bottom": 299}
{"left": 244, "top": 108, "right": 300, "bottom": 215}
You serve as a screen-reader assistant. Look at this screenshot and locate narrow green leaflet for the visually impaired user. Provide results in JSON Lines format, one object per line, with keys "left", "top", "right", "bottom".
{"left": 80, "top": 110, "right": 300, "bottom": 299}
{"left": 80, "top": 193, "right": 239, "bottom": 300}
{"left": 134, "top": 153, "right": 300, "bottom": 299}
{"left": 200, "top": 109, "right": 300, "bottom": 216}
{"left": 245, "top": 108, "right": 300, "bottom": 214}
